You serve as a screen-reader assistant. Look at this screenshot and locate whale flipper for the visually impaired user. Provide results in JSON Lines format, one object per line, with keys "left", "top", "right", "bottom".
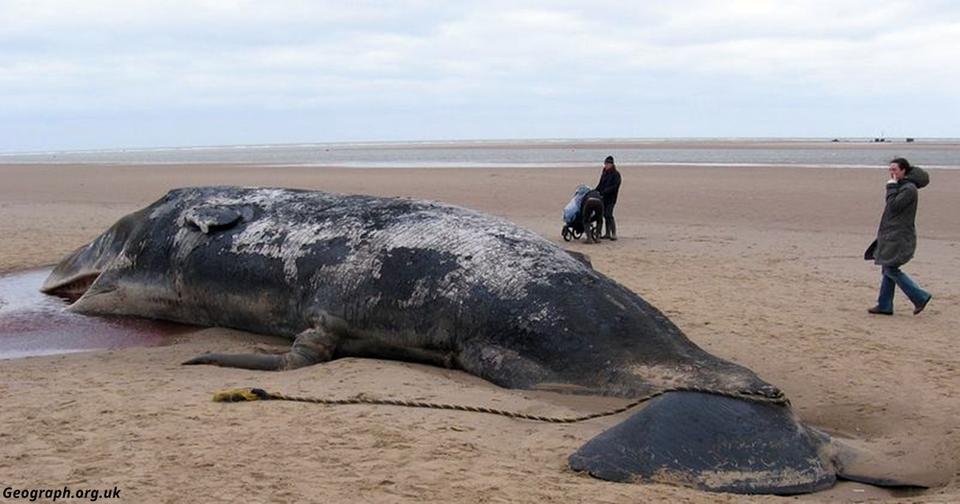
{"left": 183, "top": 327, "right": 338, "bottom": 371}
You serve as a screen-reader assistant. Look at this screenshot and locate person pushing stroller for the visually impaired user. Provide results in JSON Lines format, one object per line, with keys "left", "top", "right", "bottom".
{"left": 596, "top": 155, "right": 621, "bottom": 240}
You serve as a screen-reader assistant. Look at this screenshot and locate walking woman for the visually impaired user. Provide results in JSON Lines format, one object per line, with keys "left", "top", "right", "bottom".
{"left": 865, "top": 157, "right": 933, "bottom": 315}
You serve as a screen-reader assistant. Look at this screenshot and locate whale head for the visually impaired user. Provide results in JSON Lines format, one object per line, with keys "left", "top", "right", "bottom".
{"left": 40, "top": 209, "right": 146, "bottom": 302}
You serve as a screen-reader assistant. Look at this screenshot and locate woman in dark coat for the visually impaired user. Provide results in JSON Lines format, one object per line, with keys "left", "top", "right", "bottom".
{"left": 865, "top": 157, "right": 933, "bottom": 315}
{"left": 596, "top": 155, "right": 622, "bottom": 240}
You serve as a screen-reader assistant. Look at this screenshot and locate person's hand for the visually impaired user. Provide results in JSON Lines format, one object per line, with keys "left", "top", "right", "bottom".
{"left": 887, "top": 178, "right": 897, "bottom": 185}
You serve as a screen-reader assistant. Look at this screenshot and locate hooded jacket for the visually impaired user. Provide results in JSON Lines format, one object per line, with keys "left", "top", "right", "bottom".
{"left": 866, "top": 166, "right": 930, "bottom": 267}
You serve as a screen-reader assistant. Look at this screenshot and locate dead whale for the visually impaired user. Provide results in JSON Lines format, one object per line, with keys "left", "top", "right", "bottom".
{"left": 41, "top": 186, "right": 915, "bottom": 494}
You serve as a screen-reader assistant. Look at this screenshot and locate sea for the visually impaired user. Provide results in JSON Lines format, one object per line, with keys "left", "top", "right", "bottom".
{"left": 1, "top": 138, "right": 958, "bottom": 169}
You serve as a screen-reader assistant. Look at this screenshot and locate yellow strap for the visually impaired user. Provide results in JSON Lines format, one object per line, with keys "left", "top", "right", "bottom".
{"left": 212, "top": 388, "right": 264, "bottom": 402}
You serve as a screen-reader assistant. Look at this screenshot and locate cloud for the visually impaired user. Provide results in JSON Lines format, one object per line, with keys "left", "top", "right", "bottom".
{"left": 0, "top": 0, "right": 957, "bottom": 149}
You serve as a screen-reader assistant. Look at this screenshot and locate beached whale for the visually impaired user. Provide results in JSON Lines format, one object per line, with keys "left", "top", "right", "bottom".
{"left": 41, "top": 186, "right": 912, "bottom": 494}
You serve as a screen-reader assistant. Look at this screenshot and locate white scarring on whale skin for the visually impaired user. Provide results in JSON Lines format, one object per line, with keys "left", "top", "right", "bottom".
{"left": 163, "top": 188, "right": 589, "bottom": 313}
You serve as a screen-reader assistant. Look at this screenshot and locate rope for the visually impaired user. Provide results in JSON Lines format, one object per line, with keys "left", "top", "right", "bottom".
{"left": 212, "top": 386, "right": 788, "bottom": 424}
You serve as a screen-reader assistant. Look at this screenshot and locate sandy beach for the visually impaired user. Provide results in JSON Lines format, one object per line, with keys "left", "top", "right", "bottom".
{"left": 0, "top": 161, "right": 958, "bottom": 503}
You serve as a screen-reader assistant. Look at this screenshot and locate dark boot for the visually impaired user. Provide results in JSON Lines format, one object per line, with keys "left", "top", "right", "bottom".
{"left": 913, "top": 294, "right": 932, "bottom": 315}
{"left": 607, "top": 216, "right": 617, "bottom": 241}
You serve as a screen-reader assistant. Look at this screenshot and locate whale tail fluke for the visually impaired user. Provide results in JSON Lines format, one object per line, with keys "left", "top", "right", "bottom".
{"left": 568, "top": 391, "right": 931, "bottom": 494}
{"left": 830, "top": 438, "right": 936, "bottom": 489}
{"left": 569, "top": 391, "right": 838, "bottom": 494}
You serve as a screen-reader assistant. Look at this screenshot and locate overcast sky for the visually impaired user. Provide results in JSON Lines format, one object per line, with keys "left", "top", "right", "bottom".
{"left": 1, "top": 0, "right": 958, "bottom": 151}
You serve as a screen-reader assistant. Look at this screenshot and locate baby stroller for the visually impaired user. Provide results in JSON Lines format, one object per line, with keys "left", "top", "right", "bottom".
{"left": 561, "top": 185, "right": 604, "bottom": 243}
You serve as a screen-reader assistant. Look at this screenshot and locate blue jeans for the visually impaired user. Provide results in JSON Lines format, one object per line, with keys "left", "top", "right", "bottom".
{"left": 877, "top": 266, "right": 930, "bottom": 311}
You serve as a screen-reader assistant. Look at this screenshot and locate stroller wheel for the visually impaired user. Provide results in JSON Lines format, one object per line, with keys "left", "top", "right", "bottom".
{"left": 589, "top": 221, "right": 602, "bottom": 243}
{"left": 562, "top": 226, "right": 572, "bottom": 242}
{"left": 573, "top": 229, "right": 583, "bottom": 240}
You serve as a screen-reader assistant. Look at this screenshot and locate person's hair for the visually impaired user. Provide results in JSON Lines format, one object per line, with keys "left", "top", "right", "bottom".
{"left": 890, "top": 157, "right": 913, "bottom": 174}
{"left": 604, "top": 155, "right": 615, "bottom": 167}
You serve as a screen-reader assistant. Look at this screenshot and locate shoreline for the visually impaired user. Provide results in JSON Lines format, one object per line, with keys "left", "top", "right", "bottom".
{"left": 3, "top": 139, "right": 958, "bottom": 170}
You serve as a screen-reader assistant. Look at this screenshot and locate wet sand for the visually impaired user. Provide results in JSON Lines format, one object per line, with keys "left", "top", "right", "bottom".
{"left": 0, "top": 268, "right": 191, "bottom": 360}
{"left": 0, "top": 162, "right": 958, "bottom": 503}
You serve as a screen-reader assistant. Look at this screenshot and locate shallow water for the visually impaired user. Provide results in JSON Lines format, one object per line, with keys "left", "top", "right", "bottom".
{"left": 1, "top": 139, "right": 958, "bottom": 169}
{"left": 0, "top": 268, "right": 191, "bottom": 360}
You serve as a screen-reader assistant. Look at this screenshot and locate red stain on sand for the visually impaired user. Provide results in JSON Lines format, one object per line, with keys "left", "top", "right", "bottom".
{"left": 0, "top": 268, "right": 192, "bottom": 359}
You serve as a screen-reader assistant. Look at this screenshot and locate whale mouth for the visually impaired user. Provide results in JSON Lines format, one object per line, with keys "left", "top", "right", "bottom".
{"left": 40, "top": 271, "right": 102, "bottom": 301}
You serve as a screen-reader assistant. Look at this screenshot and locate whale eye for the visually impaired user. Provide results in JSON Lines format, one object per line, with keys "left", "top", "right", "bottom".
{"left": 183, "top": 206, "right": 242, "bottom": 234}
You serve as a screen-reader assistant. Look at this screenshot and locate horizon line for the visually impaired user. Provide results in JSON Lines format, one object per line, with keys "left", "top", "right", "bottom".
{"left": 3, "top": 135, "right": 958, "bottom": 157}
